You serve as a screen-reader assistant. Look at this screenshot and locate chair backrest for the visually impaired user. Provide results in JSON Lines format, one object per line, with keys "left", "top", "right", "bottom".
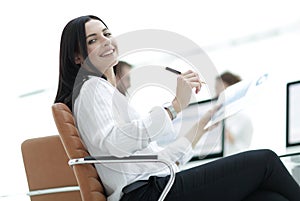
{"left": 52, "top": 103, "right": 107, "bottom": 201}
{"left": 21, "top": 135, "right": 82, "bottom": 201}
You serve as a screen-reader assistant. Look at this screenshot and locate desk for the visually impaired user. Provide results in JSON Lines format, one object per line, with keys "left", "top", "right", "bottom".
{"left": 280, "top": 153, "right": 300, "bottom": 185}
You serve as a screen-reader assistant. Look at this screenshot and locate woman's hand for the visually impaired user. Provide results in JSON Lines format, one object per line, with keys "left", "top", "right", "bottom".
{"left": 172, "top": 70, "right": 203, "bottom": 113}
{"left": 185, "top": 104, "right": 221, "bottom": 148}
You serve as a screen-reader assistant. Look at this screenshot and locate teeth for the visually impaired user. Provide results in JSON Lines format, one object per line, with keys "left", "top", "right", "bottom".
{"left": 102, "top": 50, "right": 114, "bottom": 56}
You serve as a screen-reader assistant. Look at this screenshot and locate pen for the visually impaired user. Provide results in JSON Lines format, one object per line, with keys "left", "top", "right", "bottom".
{"left": 165, "top": 67, "right": 206, "bottom": 84}
{"left": 165, "top": 67, "right": 181, "bottom": 74}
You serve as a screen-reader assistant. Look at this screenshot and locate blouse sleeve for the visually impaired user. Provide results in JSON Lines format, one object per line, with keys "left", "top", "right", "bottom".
{"left": 158, "top": 137, "right": 194, "bottom": 165}
{"left": 75, "top": 77, "right": 176, "bottom": 157}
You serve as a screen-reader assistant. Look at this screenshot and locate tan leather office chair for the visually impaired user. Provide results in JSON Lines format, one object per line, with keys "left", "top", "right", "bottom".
{"left": 52, "top": 103, "right": 175, "bottom": 201}
{"left": 52, "top": 103, "right": 107, "bottom": 201}
{"left": 21, "top": 135, "right": 82, "bottom": 201}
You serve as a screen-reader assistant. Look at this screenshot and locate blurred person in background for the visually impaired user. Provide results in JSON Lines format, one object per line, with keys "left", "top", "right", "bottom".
{"left": 215, "top": 71, "right": 253, "bottom": 155}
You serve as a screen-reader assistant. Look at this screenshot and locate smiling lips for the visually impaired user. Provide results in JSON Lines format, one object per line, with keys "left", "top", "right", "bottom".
{"left": 101, "top": 49, "right": 115, "bottom": 57}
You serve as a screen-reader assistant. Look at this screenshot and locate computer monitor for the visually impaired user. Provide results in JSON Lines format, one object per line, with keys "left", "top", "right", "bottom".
{"left": 286, "top": 80, "right": 300, "bottom": 148}
{"left": 173, "top": 98, "right": 224, "bottom": 161}
{"left": 283, "top": 80, "right": 300, "bottom": 185}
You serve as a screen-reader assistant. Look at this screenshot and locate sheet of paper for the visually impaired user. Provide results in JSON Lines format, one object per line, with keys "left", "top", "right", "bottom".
{"left": 205, "top": 73, "right": 269, "bottom": 129}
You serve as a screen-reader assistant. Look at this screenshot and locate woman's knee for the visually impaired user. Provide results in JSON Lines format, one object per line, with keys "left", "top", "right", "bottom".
{"left": 242, "top": 149, "right": 278, "bottom": 159}
{"left": 254, "top": 149, "right": 281, "bottom": 167}
{"left": 258, "top": 149, "right": 279, "bottom": 160}
{"left": 240, "top": 149, "right": 280, "bottom": 166}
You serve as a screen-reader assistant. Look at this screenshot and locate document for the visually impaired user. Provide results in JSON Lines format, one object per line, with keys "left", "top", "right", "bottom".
{"left": 205, "top": 73, "right": 269, "bottom": 129}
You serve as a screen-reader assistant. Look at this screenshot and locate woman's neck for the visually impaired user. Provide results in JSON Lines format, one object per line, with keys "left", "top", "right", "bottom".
{"left": 82, "top": 65, "right": 116, "bottom": 86}
{"left": 104, "top": 68, "right": 116, "bottom": 87}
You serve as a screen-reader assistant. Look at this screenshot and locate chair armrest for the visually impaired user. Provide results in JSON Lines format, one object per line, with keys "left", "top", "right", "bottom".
{"left": 69, "top": 155, "right": 159, "bottom": 165}
{"left": 69, "top": 155, "right": 175, "bottom": 201}
{"left": 27, "top": 186, "right": 80, "bottom": 197}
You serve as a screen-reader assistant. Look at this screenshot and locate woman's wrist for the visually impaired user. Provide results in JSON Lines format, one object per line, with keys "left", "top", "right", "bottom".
{"left": 172, "top": 99, "right": 181, "bottom": 114}
{"left": 163, "top": 102, "right": 178, "bottom": 120}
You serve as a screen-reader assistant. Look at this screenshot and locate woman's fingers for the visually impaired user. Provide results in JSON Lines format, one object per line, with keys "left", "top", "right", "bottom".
{"left": 186, "top": 76, "right": 200, "bottom": 82}
{"left": 203, "top": 104, "right": 221, "bottom": 123}
{"left": 175, "top": 70, "right": 204, "bottom": 111}
{"left": 180, "top": 70, "right": 203, "bottom": 94}
{"left": 182, "top": 72, "right": 199, "bottom": 81}
{"left": 181, "top": 70, "right": 194, "bottom": 76}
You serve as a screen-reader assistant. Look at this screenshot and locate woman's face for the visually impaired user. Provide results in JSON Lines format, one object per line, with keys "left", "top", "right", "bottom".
{"left": 84, "top": 19, "right": 118, "bottom": 73}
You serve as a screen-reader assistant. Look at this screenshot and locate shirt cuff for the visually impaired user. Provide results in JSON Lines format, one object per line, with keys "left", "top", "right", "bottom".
{"left": 173, "top": 137, "right": 194, "bottom": 165}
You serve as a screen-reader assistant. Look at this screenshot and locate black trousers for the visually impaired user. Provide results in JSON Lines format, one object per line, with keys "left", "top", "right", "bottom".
{"left": 120, "top": 149, "right": 300, "bottom": 201}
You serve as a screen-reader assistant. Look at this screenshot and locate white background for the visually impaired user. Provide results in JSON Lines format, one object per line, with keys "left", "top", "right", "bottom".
{"left": 0, "top": 0, "right": 300, "bottom": 199}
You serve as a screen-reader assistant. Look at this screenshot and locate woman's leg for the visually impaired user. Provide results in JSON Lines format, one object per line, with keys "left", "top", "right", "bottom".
{"left": 159, "top": 149, "right": 300, "bottom": 201}
{"left": 121, "top": 149, "right": 300, "bottom": 201}
{"left": 243, "top": 190, "right": 289, "bottom": 201}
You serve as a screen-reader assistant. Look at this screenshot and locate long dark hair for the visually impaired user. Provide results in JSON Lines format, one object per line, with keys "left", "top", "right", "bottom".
{"left": 54, "top": 15, "right": 108, "bottom": 111}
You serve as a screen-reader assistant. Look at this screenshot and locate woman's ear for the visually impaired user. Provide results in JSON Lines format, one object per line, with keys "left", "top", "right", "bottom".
{"left": 74, "top": 53, "right": 83, "bottom": 65}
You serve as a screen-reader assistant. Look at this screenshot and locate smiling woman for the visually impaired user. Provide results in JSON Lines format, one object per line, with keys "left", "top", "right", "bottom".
{"left": 81, "top": 20, "right": 118, "bottom": 76}
{"left": 54, "top": 15, "right": 118, "bottom": 110}
{"left": 1, "top": 1, "right": 300, "bottom": 200}
{"left": 52, "top": 15, "right": 300, "bottom": 201}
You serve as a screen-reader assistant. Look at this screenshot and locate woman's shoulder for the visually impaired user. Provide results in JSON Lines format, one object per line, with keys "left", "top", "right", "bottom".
{"left": 83, "top": 76, "right": 112, "bottom": 90}
{"left": 79, "top": 76, "right": 116, "bottom": 100}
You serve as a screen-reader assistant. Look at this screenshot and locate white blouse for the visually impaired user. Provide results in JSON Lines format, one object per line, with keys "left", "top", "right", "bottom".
{"left": 74, "top": 76, "right": 193, "bottom": 201}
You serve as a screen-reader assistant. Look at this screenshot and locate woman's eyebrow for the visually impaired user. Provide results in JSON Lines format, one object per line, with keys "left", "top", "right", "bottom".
{"left": 86, "top": 28, "right": 109, "bottom": 39}
{"left": 86, "top": 33, "right": 96, "bottom": 39}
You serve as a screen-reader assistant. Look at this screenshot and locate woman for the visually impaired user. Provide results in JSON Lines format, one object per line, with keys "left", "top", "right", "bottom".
{"left": 54, "top": 15, "right": 300, "bottom": 201}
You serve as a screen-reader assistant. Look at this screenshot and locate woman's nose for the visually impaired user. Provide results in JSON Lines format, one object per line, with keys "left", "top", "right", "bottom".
{"left": 102, "top": 36, "right": 111, "bottom": 46}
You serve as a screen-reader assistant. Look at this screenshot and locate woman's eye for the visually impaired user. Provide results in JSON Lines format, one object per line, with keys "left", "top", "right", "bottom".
{"left": 104, "top": 32, "right": 112, "bottom": 37}
{"left": 88, "top": 39, "right": 97, "bottom": 45}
